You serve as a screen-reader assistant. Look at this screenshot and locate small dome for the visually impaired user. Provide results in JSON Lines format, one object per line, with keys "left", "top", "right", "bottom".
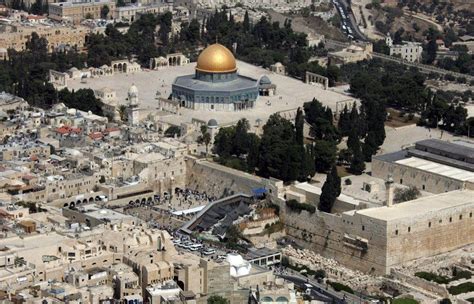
{"left": 207, "top": 119, "right": 218, "bottom": 127}
{"left": 259, "top": 75, "right": 271, "bottom": 85}
{"left": 128, "top": 84, "right": 138, "bottom": 96}
{"left": 196, "top": 44, "right": 237, "bottom": 73}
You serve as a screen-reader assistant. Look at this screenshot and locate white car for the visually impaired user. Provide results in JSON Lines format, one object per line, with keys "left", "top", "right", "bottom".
{"left": 203, "top": 249, "right": 216, "bottom": 255}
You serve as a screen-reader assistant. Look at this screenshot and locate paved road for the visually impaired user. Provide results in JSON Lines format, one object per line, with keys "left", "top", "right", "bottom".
{"left": 277, "top": 271, "right": 374, "bottom": 304}
{"left": 331, "top": 0, "right": 367, "bottom": 41}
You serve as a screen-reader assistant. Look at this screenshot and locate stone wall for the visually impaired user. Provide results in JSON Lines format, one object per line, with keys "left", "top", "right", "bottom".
{"left": 276, "top": 197, "right": 389, "bottom": 274}
{"left": 276, "top": 189, "right": 474, "bottom": 275}
{"left": 390, "top": 270, "right": 449, "bottom": 298}
{"left": 185, "top": 157, "right": 266, "bottom": 198}
{"left": 384, "top": 202, "right": 474, "bottom": 269}
{"left": 372, "top": 157, "right": 465, "bottom": 194}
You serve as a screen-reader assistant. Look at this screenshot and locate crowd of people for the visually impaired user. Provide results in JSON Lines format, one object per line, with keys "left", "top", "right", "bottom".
{"left": 173, "top": 187, "right": 217, "bottom": 209}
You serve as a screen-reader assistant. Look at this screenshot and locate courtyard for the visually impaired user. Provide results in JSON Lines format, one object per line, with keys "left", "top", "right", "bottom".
{"left": 67, "top": 60, "right": 356, "bottom": 127}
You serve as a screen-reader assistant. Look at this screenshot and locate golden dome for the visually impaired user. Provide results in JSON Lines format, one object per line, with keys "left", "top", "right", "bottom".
{"left": 196, "top": 43, "right": 237, "bottom": 73}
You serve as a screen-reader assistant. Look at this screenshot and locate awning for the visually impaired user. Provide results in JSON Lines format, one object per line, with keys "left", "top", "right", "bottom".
{"left": 252, "top": 187, "right": 267, "bottom": 196}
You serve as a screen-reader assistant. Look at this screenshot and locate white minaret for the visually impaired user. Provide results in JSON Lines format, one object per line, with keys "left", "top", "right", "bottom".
{"left": 385, "top": 174, "right": 394, "bottom": 207}
{"left": 127, "top": 84, "right": 140, "bottom": 126}
{"left": 385, "top": 32, "right": 393, "bottom": 47}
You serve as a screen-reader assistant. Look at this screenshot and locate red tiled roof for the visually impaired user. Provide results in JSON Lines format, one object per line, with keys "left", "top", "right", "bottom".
{"left": 89, "top": 132, "right": 103, "bottom": 140}
{"left": 55, "top": 126, "right": 82, "bottom": 135}
{"left": 104, "top": 127, "right": 120, "bottom": 134}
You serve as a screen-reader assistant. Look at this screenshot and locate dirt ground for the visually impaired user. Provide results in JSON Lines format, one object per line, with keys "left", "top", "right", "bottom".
{"left": 267, "top": 9, "right": 348, "bottom": 41}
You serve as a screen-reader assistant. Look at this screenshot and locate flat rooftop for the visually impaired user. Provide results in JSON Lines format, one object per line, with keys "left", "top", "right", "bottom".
{"left": 395, "top": 157, "right": 474, "bottom": 181}
{"left": 0, "top": 232, "right": 67, "bottom": 251}
{"left": 416, "top": 139, "right": 474, "bottom": 160}
{"left": 355, "top": 190, "right": 474, "bottom": 222}
{"left": 244, "top": 247, "right": 280, "bottom": 260}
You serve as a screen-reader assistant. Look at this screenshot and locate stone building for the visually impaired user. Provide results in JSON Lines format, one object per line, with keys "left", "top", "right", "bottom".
{"left": 270, "top": 62, "right": 285, "bottom": 75}
{"left": 389, "top": 41, "right": 423, "bottom": 62}
{"left": 114, "top": 3, "right": 172, "bottom": 23}
{"left": 0, "top": 24, "right": 100, "bottom": 53}
{"left": 49, "top": 0, "right": 116, "bottom": 24}
{"left": 172, "top": 43, "right": 260, "bottom": 111}
{"left": 372, "top": 139, "right": 474, "bottom": 194}
{"left": 328, "top": 44, "right": 372, "bottom": 66}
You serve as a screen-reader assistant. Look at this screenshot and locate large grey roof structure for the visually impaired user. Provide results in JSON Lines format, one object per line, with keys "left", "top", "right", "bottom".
{"left": 173, "top": 74, "right": 258, "bottom": 92}
{"left": 415, "top": 139, "right": 474, "bottom": 163}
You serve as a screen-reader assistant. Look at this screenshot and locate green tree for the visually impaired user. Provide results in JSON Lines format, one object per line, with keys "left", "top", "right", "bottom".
{"left": 258, "top": 114, "right": 301, "bottom": 182}
{"left": 349, "top": 140, "right": 365, "bottom": 175}
{"left": 233, "top": 118, "right": 251, "bottom": 156}
{"left": 100, "top": 5, "right": 110, "bottom": 19}
{"left": 207, "top": 295, "right": 229, "bottom": 304}
{"left": 164, "top": 125, "right": 181, "bottom": 137}
{"left": 425, "top": 37, "right": 438, "bottom": 64}
{"left": 246, "top": 133, "right": 260, "bottom": 172}
{"left": 295, "top": 107, "right": 304, "bottom": 145}
{"left": 318, "top": 164, "right": 340, "bottom": 213}
{"left": 212, "top": 126, "right": 235, "bottom": 159}
{"left": 313, "top": 140, "right": 336, "bottom": 172}
{"left": 197, "top": 125, "right": 212, "bottom": 157}
{"left": 243, "top": 10, "right": 250, "bottom": 32}
{"left": 394, "top": 186, "right": 420, "bottom": 203}
{"left": 337, "top": 105, "right": 351, "bottom": 136}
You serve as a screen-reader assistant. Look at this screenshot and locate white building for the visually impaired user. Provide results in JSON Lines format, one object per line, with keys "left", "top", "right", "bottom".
{"left": 389, "top": 41, "right": 423, "bottom": 63}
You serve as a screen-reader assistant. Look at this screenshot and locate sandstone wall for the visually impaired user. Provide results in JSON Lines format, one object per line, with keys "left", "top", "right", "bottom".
{"left": 390, "top": 270, "right": 449, "bottom": 298}
{"left": 385, "top": 204, "right": 474, "bottom": 268}
{"left": 276, "top": 196, "right": 389, "bottom": 274}
{"left": 372, "top": 158, "right": 464, "bottom": 194}
{"left": 185, "top": 157, "right": 266, "bottom": 198}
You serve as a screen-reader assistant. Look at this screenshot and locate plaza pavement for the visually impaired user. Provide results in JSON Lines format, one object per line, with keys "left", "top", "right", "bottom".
{"left": 67, "top": 60, "right": 356, "bottom": 127}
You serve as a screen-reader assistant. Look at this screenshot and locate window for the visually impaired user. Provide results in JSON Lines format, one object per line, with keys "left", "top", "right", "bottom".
{"left": 422, "top": 185, "right": 425, "bottom": 190}
{"left": 459, "top": 215, "right": 462, "bottom": 220}
{"left": 395, "top": 230, "right": 398, "bottom": 235}
{"left": 428, "top": 222, "right": 431, "bottom": 228}
{"left": 449, "top": 217, "right": 452, "bottom": 222}
{"left": 408, "top": 227, "right": 411, "bottom": 232}
{"left": 400, "top": 179, "right": 403, "bottom": 184}
{"left": 362, "top": 225, "right": 365, "bottom": 231}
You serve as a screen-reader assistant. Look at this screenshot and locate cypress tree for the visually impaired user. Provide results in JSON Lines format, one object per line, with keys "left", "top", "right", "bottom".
{"left": 243, "top": 10, "right": 250, "bottom": 33}
{"left": 337, "top": 105, "right": 350, "bottom": 136}
{"left": 319, "top": 165, "right": 340, "bottom": 213}
{"left": 349, "top": 141, "right": 366, "bottom": 175}
{"left": 295, "top": 107, "right": 304, "bottom": 146}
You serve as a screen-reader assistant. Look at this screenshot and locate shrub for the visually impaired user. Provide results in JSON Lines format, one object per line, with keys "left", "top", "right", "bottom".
{"left": 344, "top": 178, "right": 352, "bottom": 185}
{"left": 327, "top": 281, "right": 354, "bottom": 294}
{"left": 392, "top": 299, "right": 419, "bottom": 304}
{"left": 452, "top": 268, "right": 472, "bottom": 281}
{"left": 415, "top": 271, "right": 449, "bottom": 284}
{"left": 286, "top": 199, "right": 316, "bottom": 213}
{"left": 314, "top": 269, "right": 326, "bottom": 279}
{"left": 448, "top": 282, "right": 474, "bottom": 295}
